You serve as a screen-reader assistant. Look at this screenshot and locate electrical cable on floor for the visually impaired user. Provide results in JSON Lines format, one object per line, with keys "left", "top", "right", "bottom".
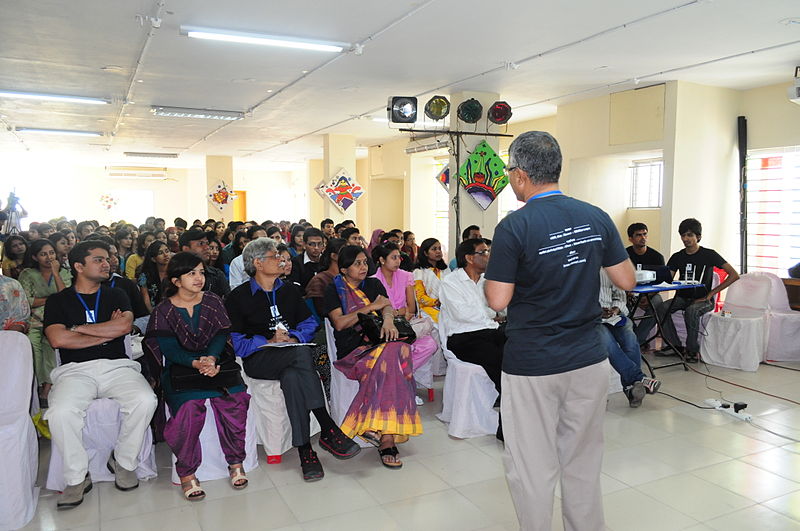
{"left": 762, "top": 362, "right": 800, "bottom": 372}
{"left": 658, "top": 391, "right": 716, "bottom": 409}
{"left": 746, "top": 419, "right": 800, "bottom": 444}
{"left": 684, "top": 363, "right": 800, "bottom": 406}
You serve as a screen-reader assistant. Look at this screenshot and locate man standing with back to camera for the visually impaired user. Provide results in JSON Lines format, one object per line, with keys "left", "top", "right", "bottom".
{"left": 485, "top": 131, "right": 634, "bottom": 531}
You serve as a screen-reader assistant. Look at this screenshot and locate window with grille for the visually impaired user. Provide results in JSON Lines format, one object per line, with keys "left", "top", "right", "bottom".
{"left": 628, "top": 159, "right": 663, "bottom": 208}
{"left": 745, "top": 148, "right": 800, "bottom": 275}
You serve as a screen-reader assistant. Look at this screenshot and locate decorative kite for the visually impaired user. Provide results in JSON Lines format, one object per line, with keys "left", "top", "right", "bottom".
{"left": 99, "top": 194, "right": 119, "bottom": 211}
{"left": 314, "top": 179, "right": 327, "bottom": 199}
{"left": 435, "top": 164, "right": 450, "bottom": 191}
{"left": 324, "top": 168, "right": 363, "bottom": 212}
{"left": 208, "top": 180, "right": 237, "bottom": 211}
{"left": 457, "top": 140, "right": 507, "bottom": 210}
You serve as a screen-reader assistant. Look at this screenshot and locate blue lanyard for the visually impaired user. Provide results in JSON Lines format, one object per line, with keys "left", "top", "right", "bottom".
{"left": 75, "top": 288, "right": 102, "bottom": 324}
{"left": 110, "top": 277, "right": 117, "bottom": 288}
{"left": 527, "top": 190, "right": 562, "bottom": 202}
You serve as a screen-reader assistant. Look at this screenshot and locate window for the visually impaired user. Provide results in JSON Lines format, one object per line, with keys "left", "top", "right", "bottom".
{"left": 745, "top": 147, "right": 800, "bottom": 274}
{"left": 628, "top": 159, "right": 663, "bottom": 208}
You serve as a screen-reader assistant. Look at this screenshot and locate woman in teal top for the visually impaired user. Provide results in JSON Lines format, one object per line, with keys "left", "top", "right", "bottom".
{"left": 145, "top": 252, "right": 249, "bottom": 502}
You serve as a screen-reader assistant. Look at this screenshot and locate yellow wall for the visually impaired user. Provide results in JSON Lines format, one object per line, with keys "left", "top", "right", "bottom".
{"left": 740, "top": 82, "right": 800, "bottom": 150}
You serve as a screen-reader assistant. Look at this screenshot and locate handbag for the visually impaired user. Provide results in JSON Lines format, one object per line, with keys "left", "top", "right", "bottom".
{"left": 356, "top": 312, "right": 416, "bottom": 346}
{"left": 170, "top": 349, "right": 244, "bottom": 392}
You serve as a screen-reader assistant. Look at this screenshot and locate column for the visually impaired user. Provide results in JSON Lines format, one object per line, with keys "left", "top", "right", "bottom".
{"left": 322, "top": 134, "right": 357, "bottom": 225}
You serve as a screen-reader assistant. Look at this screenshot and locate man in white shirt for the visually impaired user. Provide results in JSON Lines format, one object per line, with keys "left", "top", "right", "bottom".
{"left": 229, "top": 226, "right": 267, "bottom": 288}
{"left": 440, "top": 238, "right": 505, "bottom": 396}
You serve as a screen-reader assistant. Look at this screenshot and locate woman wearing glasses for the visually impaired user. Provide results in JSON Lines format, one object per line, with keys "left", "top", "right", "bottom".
{"left": 225, "top": 238, "right": 360, "bottom": 482}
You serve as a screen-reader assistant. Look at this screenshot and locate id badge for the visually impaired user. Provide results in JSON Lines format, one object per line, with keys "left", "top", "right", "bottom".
{"left": 270, "top": 305, "right": 280, "bottom": 318}
{"left": 85, "top": 310, "right": 96, "bottom": 324}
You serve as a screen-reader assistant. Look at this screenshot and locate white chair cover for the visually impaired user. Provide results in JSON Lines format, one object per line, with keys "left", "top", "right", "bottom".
{"left": 46, "top": 398, "right": 157, "bottom": 491}
{"left": 750, "top": 271, "right": 800, "bottom": 362}
{"left": 47, "top": 348, "right": 157, "bottom": 491}
{"left": 168, "top": 397, "right": 259, "bottom": 483}
{"left": 324, "top": 320, "right": 372, "bottom": 449}
{"left": 701, "top": 274, "right": 772, "bottom": 371}
{"left": 671, "top": 272, "right": 720, "bottom": 345}
{"left": 0, "top": 331, "right": 38, "bottom": 530}
{"left": 241, "top": 372, "right": 321, "bottom": 460}
{"left": 435, "top": 320, "right": 498, "bottom": 438}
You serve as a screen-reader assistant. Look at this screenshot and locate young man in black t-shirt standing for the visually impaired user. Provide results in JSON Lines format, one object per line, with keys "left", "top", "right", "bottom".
{"left": 656, "top": 218, "right": 739, "bottom": 362}
{"left": 44, "top": 241, "right": 157, "bottom": 509}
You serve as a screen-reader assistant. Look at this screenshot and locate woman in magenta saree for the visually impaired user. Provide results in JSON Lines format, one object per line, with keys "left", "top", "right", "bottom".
{"left": 324, "top": 245, "right": 422, "bottom": 469}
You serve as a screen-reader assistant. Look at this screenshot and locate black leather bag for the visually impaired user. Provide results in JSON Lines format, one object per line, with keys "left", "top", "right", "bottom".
{"left": 357, "top": 312, "right": 416, "bottom": 346}
{"left": 170, "top": 350, "right": 244, "bottom": 392}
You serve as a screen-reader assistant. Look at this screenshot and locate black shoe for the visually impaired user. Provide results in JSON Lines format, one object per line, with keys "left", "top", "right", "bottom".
{"left": 625, "top": 381, "right": 646, "bottom": 408}
{"left": 300, "top": 447, "right": 324, "bottom": 482}
{"left": 319, "top": 427, "right": 361, "bottom": 460}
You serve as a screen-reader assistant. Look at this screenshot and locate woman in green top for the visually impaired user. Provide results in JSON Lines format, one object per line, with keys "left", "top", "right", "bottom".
{"left": 18, "top": 239, "right": 72, "bottom": 402}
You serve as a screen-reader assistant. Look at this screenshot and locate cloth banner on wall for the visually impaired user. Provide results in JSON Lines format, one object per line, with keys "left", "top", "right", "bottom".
{"left": 435, "top": 164, "right": 450, "bottom": 191}
{"left": 457, "top": 140, "right": 507, "bottom": 210}
{"left": 208, "top": 180, "right": 237, "bottom": 212}
{"left": 324, "top": 168, "right": 363, "bottom": 212}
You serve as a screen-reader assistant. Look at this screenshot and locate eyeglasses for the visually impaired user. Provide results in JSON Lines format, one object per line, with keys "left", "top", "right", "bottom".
{"left": 472, "top": 249, "right": 491, "bottom": 256}
{"left": 503, "top": 165, "right": 518, "bottom": 177}
{"left": 261, "top": 254, "right": 286, "bottom": 263}
{"left": 306, "top": 241, "right": 324, "bottom": 247}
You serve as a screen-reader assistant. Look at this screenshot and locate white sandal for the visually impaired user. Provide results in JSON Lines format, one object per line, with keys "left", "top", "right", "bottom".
{"left": 228, "top": 464, "right": 248, "bottom": 489}
{"left": 180, "top": 477, "right": 206, "bottom": 501}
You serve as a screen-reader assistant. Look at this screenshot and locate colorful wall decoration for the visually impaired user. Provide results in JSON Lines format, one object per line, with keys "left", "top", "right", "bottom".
{"left": 457, "top": 140, "right": 507, "bottom": 210}
{"left": 435, "top": 164, "right": 450, "bottom": 191}
{"left": 324, "top": 168, "right": 363, "bottom": 212}
{"left": 99, "top": 194, "right": 119, "bottom": 211}
{"left": 207, "top": 180, "right": 237, "bottom": 211}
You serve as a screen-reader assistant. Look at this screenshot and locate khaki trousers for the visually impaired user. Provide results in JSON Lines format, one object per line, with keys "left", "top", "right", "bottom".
{"left": 502, "top": 360, "right": 608, "bottom": 531}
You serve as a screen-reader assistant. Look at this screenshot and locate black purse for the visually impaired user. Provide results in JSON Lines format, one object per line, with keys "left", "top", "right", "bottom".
{"left": 170, "top": 349, "right": 244, "bottom": 393}
{"left": 356, "top": 312, "right": 416, "bottom": 346}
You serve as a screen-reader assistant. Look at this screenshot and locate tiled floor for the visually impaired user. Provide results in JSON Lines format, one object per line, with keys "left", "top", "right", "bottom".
{"left": 22, "top": 357, "right": 800, "bottom": 531}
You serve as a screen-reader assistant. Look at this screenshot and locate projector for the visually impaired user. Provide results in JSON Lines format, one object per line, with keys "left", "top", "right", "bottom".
{"left": 635, "top": 270, "right": 656, "bottom": 284}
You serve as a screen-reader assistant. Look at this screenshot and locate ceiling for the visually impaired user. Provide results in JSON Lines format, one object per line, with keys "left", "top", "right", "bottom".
{"left": 1, "top": 0, "right": 799, "bottom": 167}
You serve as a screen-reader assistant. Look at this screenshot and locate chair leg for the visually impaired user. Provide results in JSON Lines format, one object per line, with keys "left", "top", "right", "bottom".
{"left": 427, "top": 388, "right": 435, "bottom": 402}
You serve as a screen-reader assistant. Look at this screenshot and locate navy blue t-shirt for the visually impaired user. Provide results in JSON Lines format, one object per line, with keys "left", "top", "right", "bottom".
{"left": 485, "top": 194, "right": 629, "bottom": 376}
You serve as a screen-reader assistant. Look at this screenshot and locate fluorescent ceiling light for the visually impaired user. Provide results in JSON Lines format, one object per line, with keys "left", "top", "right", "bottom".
{"left": 0, "top": 90, "right": 108, "bottom": 105}
{"left": 124, "top": 151, "right": 179, "bottom": 158}
{"left": 180, "top": 25, "right": 349, "bottom": 53}
{"left": 151, "top": 106, "right": 245, "bottom": 120}
{"left": 15, "top": 127, "right": 103, "bottom": 137}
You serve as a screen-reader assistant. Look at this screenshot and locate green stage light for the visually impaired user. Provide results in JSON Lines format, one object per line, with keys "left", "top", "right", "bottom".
{"left": 424, "top": 95, "right": 450, "bottom": 121}
{"left": 388, "top": 96, "right": 418, "bottom": 123}
{"left": 457, "top": 98, "right": 483, "bottom": 124}
{"left": 488, "top": 101, "right": 512, "bottom": 125}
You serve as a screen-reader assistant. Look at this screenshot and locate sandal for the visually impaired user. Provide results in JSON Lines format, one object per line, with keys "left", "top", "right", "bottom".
{"left": 228, "top": 464, "right": 248, "bottom": 489}
{"left": 180, "top": 477, "right": 206, "bottom": 501}
{"left": 378, "top": 446, "right": 403, "bottom": 470}
{"left": 358, "top": 430, "right": 382, "bottom": 447}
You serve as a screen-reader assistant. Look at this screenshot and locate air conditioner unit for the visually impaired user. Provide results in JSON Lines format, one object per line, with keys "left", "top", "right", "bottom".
{"left": 106, "top": 166, "right": 168, "bottom": 180}
{"left": 788, "top": 77, "right": 800, "bottom": 104}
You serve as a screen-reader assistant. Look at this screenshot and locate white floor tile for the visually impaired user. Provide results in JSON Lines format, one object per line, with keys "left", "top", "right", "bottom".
{"left": 703, "top": 504, "right": 800, "bottom": 531}
{"left": 635, "top": 473, "right": 755, "bottom": 521}
{"left": 100, "top": 506, "right": 200, "bottom": 531}
{"left": 277, "top": 475, "right": 377, "bottom": 522}
{"left": 691, "top": 460, "right": 800, "bottom": 503}
{"left": 601, "top": 446, "right": 681, "bottom": 486}
{"left": 418, "top": 447, "right": 504, "bottom": 487}
{"left": 457, "top": 477, "right": 517, "bottom": 527}
{"left": 382, "top": 489, "right": 492, "bottom": 530}
{"left": 301, "top": 505, "right": 400, "bottom": 531}
{"left": 193, "top": 488, "right": 298, "bottom": 529}
{"left": 603, "top": 488, "right": 698, "bottom": 531}
{"left": 354, "top": 460, "right": 450, "bottom": 503}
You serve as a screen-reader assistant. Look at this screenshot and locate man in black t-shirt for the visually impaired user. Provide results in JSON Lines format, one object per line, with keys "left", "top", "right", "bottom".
{"left": 656, "top": 218, "right": 739, "bottom": 362}
{"left": 180, "top": 229, "right": 230, "bottom": 298}
{"left": 43, "top": 241, "right": 157, "bottom": 509}
{"left": 485, "top": 131, "right": 634, "bottom": 531}
{"left": 625, "top": 223, "right": 666, "bottom": 345}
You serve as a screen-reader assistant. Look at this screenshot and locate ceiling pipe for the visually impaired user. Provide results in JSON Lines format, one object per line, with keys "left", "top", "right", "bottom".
{"left": 0, "top": 116, "right": 29, "bottom": 151}
{"left": 106, "top": 0, "right": 165, "bottom": 149}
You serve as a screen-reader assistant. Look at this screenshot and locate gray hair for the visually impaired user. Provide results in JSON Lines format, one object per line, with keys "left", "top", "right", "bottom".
{"left": 507, "top": 131, "right": 562, "bottom": 185}
{"left": 243, "top": 237, "right": 277, "bottom": 277}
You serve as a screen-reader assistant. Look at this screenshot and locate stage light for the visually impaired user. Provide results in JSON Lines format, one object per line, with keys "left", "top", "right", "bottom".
{"left": 424, "top": 95, "right": 450, "bottom": 121}
{"left": 457, "top": 98, "right": 483, "bottom": 124}
{"left": 388, "top": 96, "right": 417, "bottom": 123}
{"left": 488, "top": 101, "right": 512, "bottom": 124}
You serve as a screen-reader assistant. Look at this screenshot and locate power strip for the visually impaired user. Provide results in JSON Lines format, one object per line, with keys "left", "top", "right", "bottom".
{"left": 704, "top": 398, "right": 752, "bottom": 421}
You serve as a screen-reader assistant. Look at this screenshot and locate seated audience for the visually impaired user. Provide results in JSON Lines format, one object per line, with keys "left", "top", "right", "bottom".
{"left": 61, "top": 228, "right": 77, "bottom": 253}
{"left": 449, "top": 225, "right": 482, "bottom": 270}
{"left": 76, "top": 221, "right": 94, "bottom": 241}
{"left": 125, "top": 231, "right": 155, "bottom": 280}
{"left": 221, "top": 230, "right": 249, "bottom": 270}
{"left": 229, "top": 226, "right": 267, "bottom": 288}
{"left": 320, "top": 218, "right": 335, "bottom": 239}
{"left": 597, "top": 270, "right": 661, "bottom": 407}
{"left": 266, "top": 225, "right": 283, "bottom": 243}
{"left": 413, "top": 238, "right": 450, "bottom": 323}
{"left": 179, "top": 229, "right": 229, "bottom": 298}
{"left": 19, "top": 238, "right": 72, "bottom": 403}
{"left": 288, "top": 225, "right": 305, "bottom": 258}
{"left": 366, "top": 229, "right": 385, "bottom": 254}
{"left": 1, "top": 234, "right": 28, "bottom": 279}
{"left": 44, "top": 241, "right": 158, "bottom": 508}
{"left": 306, "top": 238, "right": 347, "bottom": 321}
{"left": 439, "top": 238, "right": 505, "bottom": 396}
{"left": 174, "top": 217, "right": 188, "bottom": 235}
{"left": 324, "top": 245, "right": 423, "bottom": 469}
{"left": 48, "top": 232, "right": 71, "bottom": 268}
{"left": 226, "top": 238, "right": 360, "bottom": 482}
{"left": 372, "top": 243, "right": 437, "bottom": 380}
{"left": 138, "top": 240, "right": 172, "bottom": 313}
{"left": 0, "top": 271, "right": 30, "bottom": 333}
{"left": 165, "top": 227, "right": 180, "bottom": 253}
{"left": 145, "top": 252, "right": 249, "bottom": 501}
{"left": 625, "top": 222, "right": 666, "bottom": 345}
{"left": 402, "top": 231, "right": 418, "bottom": 264}
{"left": 115, "top": 229, "right": 134, "bottom": 275}
{"left": 206, "top": 233, "right": 225, "bottom": 270}
{"left": 38, "top": 222, "right": 56, "bottom": 238}
{"left": 154, "top": 229, "right": 168, "bottom": 244}
{"left": 656, "top": 218, "right": 740, "bottom": 362}
{"left": 287, "top": 227, "right": 326, "bottom": 292}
